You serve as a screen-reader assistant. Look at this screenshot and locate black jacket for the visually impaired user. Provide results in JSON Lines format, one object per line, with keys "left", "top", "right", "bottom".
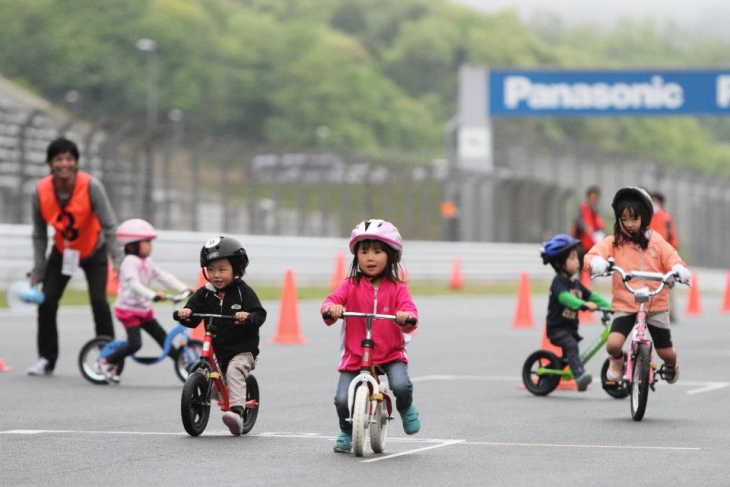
{"left": 181, "top": 280, "right": 267, "bottom": 367}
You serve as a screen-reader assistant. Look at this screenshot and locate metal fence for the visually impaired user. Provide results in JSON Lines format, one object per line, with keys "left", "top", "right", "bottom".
{"left": 0, "top": 101, "right": 728, "bottom": 268}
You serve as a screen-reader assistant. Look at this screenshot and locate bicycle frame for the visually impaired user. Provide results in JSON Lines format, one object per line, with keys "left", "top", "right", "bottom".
{"left": 343, "top": 312, "right": 396, "bottom": 422}
{"left": 624, "top": 305, "right": 655, "bottom": 386}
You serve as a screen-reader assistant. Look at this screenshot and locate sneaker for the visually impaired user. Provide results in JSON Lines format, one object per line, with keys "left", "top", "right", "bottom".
{"left": 606, "top": 355, "right": 625, "bottom": 382}
{"left": 27, "top": 357, "right": 51, "bottom": 376}
{"left": 333, "top": 431, "right": 352, "bottom": 453}
{"left": 399, "top": 405, "right": 421, "bottom": 435}
{"left": 576, "top": 372, "right": 592, "bottom": 392}
{"left": 97, "top": 358, "right": 120, "bottom": 384}
{"left": 663, "top": 362, "right": 679, "bottom": 384}
{"left": 222, "top": 411, "right": 244, "bottom": 436}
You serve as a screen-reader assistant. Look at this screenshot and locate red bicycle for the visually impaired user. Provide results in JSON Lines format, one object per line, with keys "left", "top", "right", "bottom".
{"left": 173, "top": 311, "right": 259, "bottom": 436}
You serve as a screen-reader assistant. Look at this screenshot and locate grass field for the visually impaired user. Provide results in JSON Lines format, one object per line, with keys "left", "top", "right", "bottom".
{"left": 0, "top": 279, "right": 619, "bottom": 309}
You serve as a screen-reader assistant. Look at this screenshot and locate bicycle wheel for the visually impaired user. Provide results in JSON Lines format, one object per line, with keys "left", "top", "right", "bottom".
{"left": 600, "top": 353, "right": 629, "bottom": 399}
{"left": 351, "top": 384, "right": 370, "bottom": 457}
{"left": 173, "top": 340, "right": 203, "bottom": 382}
{"left": 78, "top": 336, "right": 125, "bottom": 385}
{"left": 630, "top": 344, "right": 651, "bottom": 421}
{"left": 240, "top": 374, "right": 259, "bottom": 435}
{"left": 181, "top": 371, "right": 211, "bottom": 436}
{"left": 369, "top": 396, "right": 388, "bottom": 453}
{"left": 522, "top": 350, "right": 561, "bottom": 396}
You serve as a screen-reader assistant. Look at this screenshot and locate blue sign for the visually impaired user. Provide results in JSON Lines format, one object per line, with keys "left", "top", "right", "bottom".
{"left": 488, "top": 69, "right": 730, "bottom": 117}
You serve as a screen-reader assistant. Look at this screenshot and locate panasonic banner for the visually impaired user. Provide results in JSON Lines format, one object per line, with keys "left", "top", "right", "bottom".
{"left": 489, "top": 69, "right": 730, "bottom": 117}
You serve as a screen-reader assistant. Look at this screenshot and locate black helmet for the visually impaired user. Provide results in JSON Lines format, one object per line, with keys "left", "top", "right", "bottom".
{"left": 612, "top": 186, "right": 653, "bottom": 223}
{"left": 540, "top": 234, "right": 580, "bottom": 265}
{"left": 200, "top": 236, "right": 249, "bottom": 277}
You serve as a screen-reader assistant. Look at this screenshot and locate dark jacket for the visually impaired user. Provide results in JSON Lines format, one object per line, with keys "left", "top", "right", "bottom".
{"left": 181, "top": 280, "right": 266, "bottom": 367}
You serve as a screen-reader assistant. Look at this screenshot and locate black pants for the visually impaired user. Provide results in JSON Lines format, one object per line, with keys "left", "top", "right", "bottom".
{"left": 105, "top": 319, "right": 176, "bottom": 365}
{"left": 547, "top": 328, "right": 585, "bottom": 378}
{"left": 37, "top": 245, "right": 114, "bottom": 371}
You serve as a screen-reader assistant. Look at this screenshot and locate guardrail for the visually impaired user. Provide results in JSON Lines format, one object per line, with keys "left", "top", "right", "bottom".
{"left": 1, "top": 224, "right": 724, "bottom": 292}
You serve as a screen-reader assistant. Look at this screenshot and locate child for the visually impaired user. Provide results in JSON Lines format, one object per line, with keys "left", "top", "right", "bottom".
{"left": 99, "top": 219, "right": 191, "bottom": 384}
{"left": 540, "top": 234, "right": 612, "bottom": 391}
{"left": 176, "top": 236, "right": 266, "bottom": 436}
{"left": 321, "top": 219, "right": 420, "bottom": 453}
{"left": 585, "top": 186, "right": 690, "bottom": 384}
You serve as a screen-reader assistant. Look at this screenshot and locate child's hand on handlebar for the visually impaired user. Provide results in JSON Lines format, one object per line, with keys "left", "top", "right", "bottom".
{"left": 234, "top": 311, "right": 249, "bottom": 324}
{"left": 152, "top": 291, "right": 167, "bottom": 302}
{"left": 584, "top": 302, "right": 598, "bottom": 311}
{"left": 326, "top": 305, "right": 345, "bottom": 320}
{"left": 672, "top": 264, "right": 691, "bottom": 284}
{"left": 395, "top": 311, "right": 417, "bottom": 333}
{"left": 176, "top": 308, "right": 192, "bottom": 320}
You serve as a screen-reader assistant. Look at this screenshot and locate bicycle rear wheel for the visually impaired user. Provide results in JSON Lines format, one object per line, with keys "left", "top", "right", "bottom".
{"left": 351, "top": 384, "right": 369, "bottom": 457}
{"left": 78, "top": 336, "right": 125, "bottom": 385}
{"left": 174, "top": 340, "right": 203, "bottom": 382}
{"left": 181, "top": 371, "right": 211, "bottom": 436}
{"left": 630, "top": 344, "right": 651, "bottom": 421}
{"left": 369, "top": 396, "right": 389, "bottom": 453}
{"left": 522, "top": 350, "right": 561, "bottom": 396}
{"left": 240, "top": 374, "right": 259, "bottom": 435}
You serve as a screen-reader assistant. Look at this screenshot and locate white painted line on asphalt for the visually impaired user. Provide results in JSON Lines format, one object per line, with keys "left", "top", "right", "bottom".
{"left": 413, "top": 375, "right": 519, "bottom": 382}
{"left": 461, "top": 440, "right": 700, "bottom": 451}
{"left": 684, "top": 381, "right": 730, "bottom": 395}
{"left": 360, "top": 439, "right": 465, "bottom": 463}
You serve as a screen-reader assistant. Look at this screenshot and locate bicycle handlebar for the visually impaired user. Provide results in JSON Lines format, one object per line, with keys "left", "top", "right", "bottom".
{"left": 592, "top": 258, "right": 688, "bottom": 297}
{"left": 158, "top": 290, "right": 193, "bottom": 303}
{"left": 322, "top": 311, "right": 418, "bottom": 326}
{"left": 172, "top": 311, "right": 237, "bottom": 322}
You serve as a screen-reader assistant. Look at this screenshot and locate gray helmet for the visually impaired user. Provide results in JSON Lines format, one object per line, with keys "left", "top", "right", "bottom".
{"left": 200, "top": 235, "right": 249, "bottom": 277}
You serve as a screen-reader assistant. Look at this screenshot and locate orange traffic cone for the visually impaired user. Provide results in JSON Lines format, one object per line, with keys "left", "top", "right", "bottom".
{"left": 684, "top": 271, "right": 702, "bottom": 316}
{"left": 539, "top": 324, "right": 576, "bottom": 390}
{"left": 106, "top": 260, "right": 118, "bottom": 295}
{"left": 448, "top": 257, "right": 464, "bottom": 289}
{"left": 270, "top": 268, "right": 307, "bottom": 344}
{"left": 190, "top": 269, "right": 207, "bottom": 341}
{"left": 721, "top": 272, "right": 730, "bottom": 314}
{"left": 512, "top": 271, "right": 535, "bottom": 328}
{"left": 329, "top": 251, "right": 347, "bottom": 291}
{"left": 578, "top": 271, "right": 596, "bottom": 324}
{"left": 0, "top": 357, "right": 15, "bottom": 373}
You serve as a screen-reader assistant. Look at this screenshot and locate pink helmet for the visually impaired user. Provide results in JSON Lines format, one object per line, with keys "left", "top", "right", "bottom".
{"left": 116, "top": 218, "right": 157, "bottom": 246}
{"left": 349, "top": 219, "right": 403, "bottom": 258}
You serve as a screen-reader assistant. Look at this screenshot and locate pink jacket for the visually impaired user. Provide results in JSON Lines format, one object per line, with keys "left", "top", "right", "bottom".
{"left": 321, "top": 277, "right": 418, "bottom": 372}
{"left": 584, "top": 231, "right": 686, "bottom": 312}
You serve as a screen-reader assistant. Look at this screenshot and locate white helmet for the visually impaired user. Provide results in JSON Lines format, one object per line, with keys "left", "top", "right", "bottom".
{"left": 349, "top": 219, "right": 403, "bottom": 259}
{"left": 116, "top": 218, "right": 157, "bottom": 246}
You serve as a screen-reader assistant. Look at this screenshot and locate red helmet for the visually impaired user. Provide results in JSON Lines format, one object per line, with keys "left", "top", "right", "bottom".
{"left": 348, "top": 219, "right": 403, "bottom": 259}
{"left": 116, "top": 219, "right": 157, "bottom": 246}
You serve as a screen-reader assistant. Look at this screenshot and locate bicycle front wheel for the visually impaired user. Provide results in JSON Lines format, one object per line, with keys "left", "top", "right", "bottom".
{"left": 522, "top": 350, "right": 561, "bottom": 396}
{"left": 351, "top": 384, "right": 370, "bottom": 457}
{"left": 174, "top": 340, "right": 203, "bottom": 382}
{"left": 630, "top": 344, "right": 651, "bottom": 421}
{"left": 181, "top": 371, "right": 211, "bottom": 436}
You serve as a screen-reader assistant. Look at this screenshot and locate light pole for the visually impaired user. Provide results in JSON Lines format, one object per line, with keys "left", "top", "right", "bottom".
{"left": 136, "top": 38, "right": 158, "bottom": 223}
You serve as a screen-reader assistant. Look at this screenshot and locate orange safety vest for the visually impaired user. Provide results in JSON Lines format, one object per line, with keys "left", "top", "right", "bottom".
{"left": 37, "top": 172, "right": 101, "bottom": 259}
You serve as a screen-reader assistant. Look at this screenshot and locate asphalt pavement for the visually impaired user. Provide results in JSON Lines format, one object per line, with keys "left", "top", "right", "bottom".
{"left": 1, "top": 293, "right": 729, "bottom": 486}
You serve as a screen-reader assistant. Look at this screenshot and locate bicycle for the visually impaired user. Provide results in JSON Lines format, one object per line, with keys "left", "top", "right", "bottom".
{"left": 78, "top": 291, "right": 202, "bottom": 385}
{"left": 323, "top": 310, "right": 417, "bottom": 457}
{"left": 522, "top": 308, "right": 628, "bottom": 398}
{"left": 173, "top": 311, "right": 260, "bottom": 437}
{"left": 593, "top": 258, "right": 687, "bottom": 421}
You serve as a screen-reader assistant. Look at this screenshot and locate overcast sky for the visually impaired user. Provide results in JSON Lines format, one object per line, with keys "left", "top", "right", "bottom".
{"left": 454, "top": 0, "right": 730, "bottom": 38}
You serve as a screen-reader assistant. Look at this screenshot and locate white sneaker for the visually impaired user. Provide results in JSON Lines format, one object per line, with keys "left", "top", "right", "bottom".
{"left": 222, "top": 411, "right": 244, "bottom": 436}
{"left": 97, "top": 359, "right": 120, "bottom": 384}
{"left": 27, "top": 357, "right": 51, "bottom": 376}
{"left": 606, "top": 356, "right": 625, "bottom": 381}
{"left": 664, "top": 362, "right": 679, "bottom": 384}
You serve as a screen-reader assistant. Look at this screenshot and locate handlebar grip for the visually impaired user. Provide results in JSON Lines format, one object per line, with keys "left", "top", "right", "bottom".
{"left": 322, "top": 311, "right": 333, "bottom": 320}
{"left": 173, "top": 311, "right": 183, "bottom": 321}
{"left": 403, "top": 317, "right": 417, "bottom": 326}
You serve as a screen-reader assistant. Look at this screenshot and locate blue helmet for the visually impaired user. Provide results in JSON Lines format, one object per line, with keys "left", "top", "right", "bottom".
{"left": 540, "top": 234, "right": 580, "bottom": 265}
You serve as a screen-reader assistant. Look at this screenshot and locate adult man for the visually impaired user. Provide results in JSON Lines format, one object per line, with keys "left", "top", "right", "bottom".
{"left": 571, "top": 185, "right": 605, "bottom": 272}
{"left": 27, "top": 137, "right": 122, "bottom": 376}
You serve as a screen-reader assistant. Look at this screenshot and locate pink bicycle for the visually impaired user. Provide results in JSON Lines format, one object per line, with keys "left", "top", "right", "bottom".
{"left": 593, "top": 258, "right": 688, "bottom": 421}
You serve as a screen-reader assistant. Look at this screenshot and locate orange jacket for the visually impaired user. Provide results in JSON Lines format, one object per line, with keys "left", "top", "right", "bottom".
{"left": 584, "top": 232, "right": 685, "bottom": 312}
{"left": 37, "top": 172, "right": 102, "bottom": 259}
{"left": 572, "top": 202, "right": 604, "bottom": 251}
{"left": 649, "top": 208, "right": 678, "bottom": 248}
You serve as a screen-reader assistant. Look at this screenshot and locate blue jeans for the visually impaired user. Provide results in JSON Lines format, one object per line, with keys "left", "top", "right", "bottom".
{"left": 334, "top": 360, "right": 414, "bottom": 434}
